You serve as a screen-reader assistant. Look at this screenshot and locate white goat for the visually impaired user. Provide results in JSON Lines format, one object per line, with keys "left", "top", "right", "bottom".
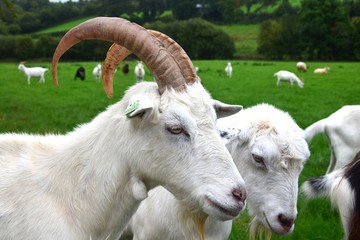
{"left": 225, "top": 62, "right": 233, "bottom": 77}
{"left": 296, "top": 62, "right": 308, "bottom": 72}
{"left": 92, "top": 63, "right": 102, "bottom": 82}
{"left": 314, "top": 67, "right": 330, "bottom": 74}
{"left": 120, "top": 103, "right": 310, "bottom": 240}
{"left": 18, "top": 62, "right": 48, "bottom": 84}
{"left": 304, "top": 105, "right": 360, "bottom": 173}
{"left": 274, "top": 70, "right": 304, "bottom": 88}
{"left": 134, "top": 61, "right": 145, "bottom": 83}
{"left": 302, "top": 158, "right": 360, "bottom": 240}
{"left": 0, "top": 17, "right": 247, "bottom": 240}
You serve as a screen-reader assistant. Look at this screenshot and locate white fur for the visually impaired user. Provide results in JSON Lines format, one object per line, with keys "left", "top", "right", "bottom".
{"left": 134, "top": 61, "right": 145, "bottom": 83}
{"left": 296, "top": 62, "right": 307, "bottom": 72}
{"left": 0, "top": 81, "right": 246, "bottom": 239}
{"left": 314, "top": 67, "right": 330, "bottom": 74}
{"left": 304, "top": 105, "right": 360, "bottom": 173}
{"left": 92, "top": 63, "right": 102, "bottom": 82}
{"left": 225, "top": 62, "right": 232, "bottom": 77}
{"left": 274, "top": 70, "right": 304, "bottom": 88}
{"left": 302, "top": 167, "right": 355, "bottom": 239}
{"left": 120, "top": 103, "right": 310, "bottom": 239}
{"left": 18, "top": 62, "right": 48, "bottom": 84}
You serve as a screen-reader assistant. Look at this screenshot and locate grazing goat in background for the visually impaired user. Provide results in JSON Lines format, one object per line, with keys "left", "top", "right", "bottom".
{"left": 225, "top": 62, "right": 233, "bottom": 77}
{"left": 304, "top": 105, "right": 360, "bottom": 173}
{"left": 18, "top": 62, "right": 48, "bottom": 84}
{"left": 274, "top": 70, "right": 304, "bottom": 88}
{"left": 134, "top": 61, "right": 145, "bottom": 83}
{"left": 0, "top": 17, "right": 247, "bottom": 240}
{"left": 120, "top": 103, "right": 310, "bottom": 240}
{"left": 92, "top": 63, "right": 102, "bottom": 82}
{"left": 296, "top": 62, "right": 308, "bottom": 72}
{"left": 122, "top": 63, "right": 129, "bottom": 75}
{"left": 314, "top": 67, "right": 330, "bottom": 74}
{"left": 74, "top": 66, "right": 85, "bottom": 80}
{"left": 302, "top": 158, "right": 360, "bottom": 240}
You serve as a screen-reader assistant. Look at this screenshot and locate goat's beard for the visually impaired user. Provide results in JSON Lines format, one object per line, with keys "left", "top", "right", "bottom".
{"left": 178, "top": 208, "right": 208, "bottom": 240}
{"left": 249, "top": 217, "right": 272, "bottom": 240}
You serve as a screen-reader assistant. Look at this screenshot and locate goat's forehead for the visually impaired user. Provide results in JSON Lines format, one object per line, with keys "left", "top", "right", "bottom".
{"left": 160, "top": 86, "right": 216, "bottom": 121}
{"left": 255, "top": 135, "right": 308, "bottom": 165}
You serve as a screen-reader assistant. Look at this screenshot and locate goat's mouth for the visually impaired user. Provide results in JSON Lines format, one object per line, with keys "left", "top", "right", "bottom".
{"left": 205, "top": 196, "right": 243, "bottom": 219}
{"left": 263, "top": 212, "right": 278, "bottom": 233}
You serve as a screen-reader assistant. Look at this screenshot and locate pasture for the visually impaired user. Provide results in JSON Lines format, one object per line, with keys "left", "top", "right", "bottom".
{"left": 1, "top": 60, "right": 359, "bottom": 239}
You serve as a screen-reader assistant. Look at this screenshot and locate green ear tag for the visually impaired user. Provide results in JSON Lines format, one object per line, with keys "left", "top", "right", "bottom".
{"left": 125, "top": 100, "right": 140, "bottom": 118}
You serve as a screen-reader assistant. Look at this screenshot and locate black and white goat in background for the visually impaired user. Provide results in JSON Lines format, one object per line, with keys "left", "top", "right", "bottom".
{"left": 302, "top": 158, "right": 360, "bottom": 240}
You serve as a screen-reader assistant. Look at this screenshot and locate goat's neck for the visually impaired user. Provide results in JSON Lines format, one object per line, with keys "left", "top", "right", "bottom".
{"left": 49, "top": 111, "right": 150, "bottom": 238}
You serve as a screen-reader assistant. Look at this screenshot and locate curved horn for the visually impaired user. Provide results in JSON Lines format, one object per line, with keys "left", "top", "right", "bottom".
{"left": 102, "top": 44, "right": 132, "bottom": 98}
{"left": 101, "top": 30, "right": 197, "bottom": 97}
{"left": 52, "top": 17, "right": 194, "bottom": 97}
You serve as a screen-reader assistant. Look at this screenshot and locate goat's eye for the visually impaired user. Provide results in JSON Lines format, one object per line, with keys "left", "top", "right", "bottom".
{"left": 167, "top": 126, "right": 183, "bottom": 135}
{"left": 252, "top": 154, "right": 266, "bottom": 167}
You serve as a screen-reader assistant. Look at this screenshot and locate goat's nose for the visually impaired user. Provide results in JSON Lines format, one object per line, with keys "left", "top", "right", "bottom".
{"left": 232, "top": 187, "right": 247, "bottom": 204}
{"left": 278, "top": 214, "right": 295, "bottom": 232}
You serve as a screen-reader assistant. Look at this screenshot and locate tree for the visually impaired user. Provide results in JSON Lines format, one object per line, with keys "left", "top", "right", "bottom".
{"left": 145, "top": 18, "right": 235, "bottom": 59}
{"left": 298, "top": 0, "right": 355, "bottom": 60}
{"left": 257, "top": 19, "right": 283, "bottom": 59}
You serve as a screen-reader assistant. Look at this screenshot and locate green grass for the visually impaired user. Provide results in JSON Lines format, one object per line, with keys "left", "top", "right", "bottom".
{"left": 1, "top": 60, "right": 359, "bottom": 239}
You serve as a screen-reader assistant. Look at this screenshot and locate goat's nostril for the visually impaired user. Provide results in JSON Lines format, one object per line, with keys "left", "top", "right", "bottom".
{"left": 232, "top": 188, "right": 246, "bottom": 203}
{"left": 278, "top": 214, "right": 294, "bottom": 232}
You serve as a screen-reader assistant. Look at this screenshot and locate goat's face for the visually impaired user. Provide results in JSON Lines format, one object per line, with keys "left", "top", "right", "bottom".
{"left": 218, "top": 104, "right": 310, "bottom": 235}
{"left": 122, "top": 82, "right": 246, "bottom": 221}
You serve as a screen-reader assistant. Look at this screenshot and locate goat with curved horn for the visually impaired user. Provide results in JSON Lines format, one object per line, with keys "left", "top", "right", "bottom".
{"left": 102, "top": 30, "right": 197, "bottom": 93}
{"left": 52, "top": 17, "right": 196, "bottom": 97}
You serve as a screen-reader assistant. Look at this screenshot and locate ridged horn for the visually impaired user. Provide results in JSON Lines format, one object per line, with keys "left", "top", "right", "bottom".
{"left": 52, "top": 17, "right": 194, "bottom": 97}
{"left": 102, "top": 30, "right": 197, "bottom": 97}
{"left": 102, "top": 44, "right": 132, "bottom": 98}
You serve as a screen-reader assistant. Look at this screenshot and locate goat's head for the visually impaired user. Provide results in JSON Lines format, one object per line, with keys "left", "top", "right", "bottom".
{"left": 218, "top": 103, "right": 310, "bottom": 236}
{"left": 51, "top": 17, "right": 246, "bottom": 221}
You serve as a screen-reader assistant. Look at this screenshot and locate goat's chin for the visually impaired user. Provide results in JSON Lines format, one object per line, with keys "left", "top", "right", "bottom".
{"left": 201, "top": 195, "right": 244, "bottom": 221}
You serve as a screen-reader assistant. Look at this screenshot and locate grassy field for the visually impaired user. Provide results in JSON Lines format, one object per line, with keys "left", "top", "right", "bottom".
{"left": 1, "top": 60, "right": 359, "bottom": 239}
{"left": 219, "top": 24, "right": 260, "bottom": 59}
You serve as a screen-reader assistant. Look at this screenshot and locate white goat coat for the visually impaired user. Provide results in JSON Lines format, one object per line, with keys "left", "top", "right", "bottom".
{"left": 296, "top": 62, "right": 307, "bottom": 72}
{"left": 314, "top": 67, "right": 330, "bottom": 74}
{"left": 18, "top": 63, "right": 48, "bottom": 84}
{"left": 0, "top": 82, "right": 246, "bottom": 239}
{"left": 225, "top": 62, "right": 232, "bottom": 77}
{"left": 305, "top": 105, "right": 360, "bottom": 173}
{"left": 274, "top": 70, "right": 303, "bottom": 88}
{"left": 134, "top": 62, "right": 145, "bottom": 83}
{"left": 92, "top": 64, "right": 102, "bottom": 81}
{"left": 120, "top": 103, "right": 310, "bottom": 239}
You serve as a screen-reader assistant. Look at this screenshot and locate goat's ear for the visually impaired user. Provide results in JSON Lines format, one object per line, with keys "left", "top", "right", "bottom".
{"left": 125, "top": 95, "right": 153, "bottom": 118}
{"left": 213, "top": 100, "right": 242, "bottom": 119}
